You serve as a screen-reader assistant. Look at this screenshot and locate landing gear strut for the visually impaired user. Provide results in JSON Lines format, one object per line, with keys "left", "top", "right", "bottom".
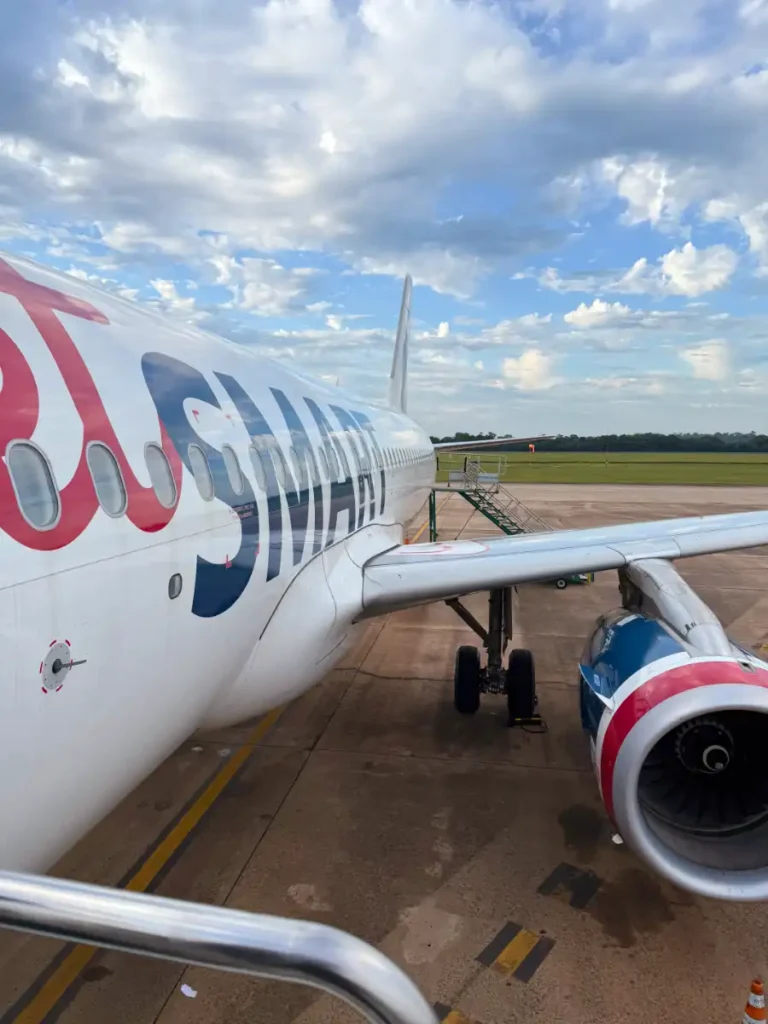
{"left": 447, "top": 588, "right": 540, "bottom": 727}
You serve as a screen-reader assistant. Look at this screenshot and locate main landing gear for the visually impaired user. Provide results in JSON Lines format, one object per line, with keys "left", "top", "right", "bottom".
{"left": 447, "top": 588, "right": 541, "bottom": 728}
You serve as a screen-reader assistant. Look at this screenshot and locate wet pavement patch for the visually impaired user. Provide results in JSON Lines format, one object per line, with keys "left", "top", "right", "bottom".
{"left": 587, "top": 868, "right": 677, "bottom": 947}
{"left": 558, "top": 804, "right": 605, "bottom": 863}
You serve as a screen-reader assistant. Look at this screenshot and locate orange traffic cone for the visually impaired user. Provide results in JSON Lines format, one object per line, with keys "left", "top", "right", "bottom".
{"left": 743, "top": 980, "right": 766, "bottom": 1024}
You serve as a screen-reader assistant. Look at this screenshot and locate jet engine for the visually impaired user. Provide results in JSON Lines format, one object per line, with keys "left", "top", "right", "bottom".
{"left": 579, "top": 558, "right": 768, "bottom": 901}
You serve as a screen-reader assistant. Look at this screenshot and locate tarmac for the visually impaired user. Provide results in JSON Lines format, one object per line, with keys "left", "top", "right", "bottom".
{"left": 2, "top": 483, "right": 768, "bottom": 1024}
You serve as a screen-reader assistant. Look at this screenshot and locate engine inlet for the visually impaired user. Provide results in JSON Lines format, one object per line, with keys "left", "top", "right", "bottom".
{"left": 639, "top": 711, "right": 768, "bottom": 837}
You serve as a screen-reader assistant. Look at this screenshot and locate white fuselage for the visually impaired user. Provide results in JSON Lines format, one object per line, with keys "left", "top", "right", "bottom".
{"left": 0, "top": 253, "right": 434, "bottom": 871}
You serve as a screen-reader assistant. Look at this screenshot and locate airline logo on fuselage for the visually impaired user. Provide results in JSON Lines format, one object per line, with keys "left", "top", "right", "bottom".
{"left": 0, "top": 257, "right": 387, "bottom": 617}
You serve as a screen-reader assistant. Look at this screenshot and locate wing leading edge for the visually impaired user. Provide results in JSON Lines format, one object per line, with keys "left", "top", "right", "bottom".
{"left": 433, "top": 434, "right": 553, "bottom": 453}
{"left": 361, "top": 510, "right": 768, "bottom": 617}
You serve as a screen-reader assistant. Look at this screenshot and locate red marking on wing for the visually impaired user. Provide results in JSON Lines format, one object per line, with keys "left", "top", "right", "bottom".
{"left": 55, "top": 685, "right": 63, "bottom": 692}
{"left": 64, "top": 639, "right": 71, "bottom": 646}
{"left": 41, "top": 687, "right": 47, "bottom": 694}
{"left": 49, "top": 640, "right": 56, "bottom": 647}
{"left": 0, "top": 258, "right": 183, "bottom": 550}
{"left": 39, "top": 662, "right": 43, "bottom": 674}
{"left": 599, "top": 660, "right": 768, "bottom": 820}
{"left": 225, "top": 554, "right": 231, "bottom": 569}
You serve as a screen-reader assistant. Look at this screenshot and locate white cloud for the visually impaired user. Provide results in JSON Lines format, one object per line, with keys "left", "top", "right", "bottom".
{"left": 209, "top": 255, "right": 322, "bottom": 317}
{"left": 680, "top": 339, "right": 730, "bottom": 381}
{"left": 583, "top": 375, "right": 666, "bottom": 396}
{"left": 64, "top": 265, "right": 139, "bottom": 302}
{"left": 518, "top": 312, "right": 552, "bottom": 327}
{"left": 564, "top": 299, "right": 632, "bottom": 328}
{"left": 501, "top": 349, "right": 560, "bottom": 390}
{"left": 355, "top": 250, "right": 481, "bottom": 299}
{"left": 537, "top": 243, "right": 737, "bottom": 298}
{"left": 600, "top": 157, "right": 699, "bottom": 228}
{"left": 437, "top": 321, "right": 450, "bottom": 338}
{"left": 149, "top": 278, "right": 203, "bottom": 320}
{"left": 660, "top": 242, "right": 738, "bottom": 297}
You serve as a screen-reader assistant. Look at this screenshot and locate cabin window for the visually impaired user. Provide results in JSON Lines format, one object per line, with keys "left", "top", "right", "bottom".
{"left": 87, "top": 442, "right": 127, "bottom": 517}
{"left": 145, "top": 443, "right": 177, "bottom": 509}
{"left": 6, "top": 441, "right": 60, "bottom": 529}
{"left": 249, "top": 445, "right": 267, "bottom": 491}
{"left": 188, "top": 444, "right": 214, "bottom": 501}
{"left": 221, "top": 444, "right": 244, "bottom": 495}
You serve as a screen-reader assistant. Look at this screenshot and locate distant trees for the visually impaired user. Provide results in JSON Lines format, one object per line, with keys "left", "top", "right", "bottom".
{"left": 428, "top": 432, "right": 768, "bottom": 453}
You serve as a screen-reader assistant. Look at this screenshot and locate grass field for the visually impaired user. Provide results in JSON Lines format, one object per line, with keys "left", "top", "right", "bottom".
{"left": 435, "top": 451, "right": 768, "bottom": 486}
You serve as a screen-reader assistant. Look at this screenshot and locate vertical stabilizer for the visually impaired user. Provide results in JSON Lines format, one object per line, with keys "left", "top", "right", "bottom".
{"left": 388, "top": 274, "right": 412, "bottom": 413}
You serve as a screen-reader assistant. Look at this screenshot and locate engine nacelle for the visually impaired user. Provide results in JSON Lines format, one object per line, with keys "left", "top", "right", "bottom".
{"left": 580, "top": 558, "right": 768, "bottom": 901}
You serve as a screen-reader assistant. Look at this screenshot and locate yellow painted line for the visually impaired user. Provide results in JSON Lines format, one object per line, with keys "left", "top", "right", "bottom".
{"left": 410, "top": 493, "right": 453, "bottom": 544}
{"left": 443, "top": 1011, "right": 472, "bottom": 1024}
{"left": 11, "top": 706, "right": 283, "bottom": 1024}
{"left": 493, "top": 928, "right": 541, "bottom": 975}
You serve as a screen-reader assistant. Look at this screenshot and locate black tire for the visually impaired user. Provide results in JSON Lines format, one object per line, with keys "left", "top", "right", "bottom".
{"left": 555, "top": 578, "right": 568, "bottom": 590}
{"left": 454, "top": 645, "right": 481, "bottom": 714}
{"left": 506, "top": 648, "right": 536, "bottom": 722}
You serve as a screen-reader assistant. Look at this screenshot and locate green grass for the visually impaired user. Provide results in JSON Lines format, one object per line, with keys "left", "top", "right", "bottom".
{"left": 435, "top": 451, "right": 768, "bottom": 486}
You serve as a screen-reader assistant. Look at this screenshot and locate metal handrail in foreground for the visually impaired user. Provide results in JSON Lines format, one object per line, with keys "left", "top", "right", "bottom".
{"left": 0, "top": 871, "right": 439, "bottom": 1024}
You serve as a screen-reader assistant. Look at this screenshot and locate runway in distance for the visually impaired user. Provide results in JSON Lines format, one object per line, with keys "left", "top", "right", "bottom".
{"left": 3, "top": 251, "right": 768, "bottom": 901}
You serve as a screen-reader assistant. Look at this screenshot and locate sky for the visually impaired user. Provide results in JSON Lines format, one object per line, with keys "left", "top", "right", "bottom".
{"left": 3, "top": 0, "right": 768, "bottom": 437}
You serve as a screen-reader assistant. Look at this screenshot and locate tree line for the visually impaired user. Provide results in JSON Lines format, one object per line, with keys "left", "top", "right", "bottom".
{"left": 428, "top": 432, "right": 768, "bottom": 453}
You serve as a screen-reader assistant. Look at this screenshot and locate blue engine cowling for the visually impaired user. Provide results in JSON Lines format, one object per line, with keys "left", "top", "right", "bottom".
{"left": 578, "top": 609, "right": 686, "bottom": 740}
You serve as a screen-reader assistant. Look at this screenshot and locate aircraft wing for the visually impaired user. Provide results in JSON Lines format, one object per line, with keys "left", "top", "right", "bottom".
{"left": 360, "top": 510, "right": 768, "bottom": 617}
{"left": 433, "top": 435, "right": 553, "bottom": 453}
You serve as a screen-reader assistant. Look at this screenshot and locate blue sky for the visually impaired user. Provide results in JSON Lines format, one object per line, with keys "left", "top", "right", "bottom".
{"left": 3, "top": 0, "right": 768, "bottom": 436}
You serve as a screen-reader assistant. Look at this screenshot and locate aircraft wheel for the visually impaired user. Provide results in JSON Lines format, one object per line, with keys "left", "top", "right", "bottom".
{"left": 454, "top": 645, "right": 481, "bottom": 714}
{"left": 555, "top": 578, "right": 568, "bottom": 590}
{"left": 507, "top": 648, "right": 536, "bottom": 722}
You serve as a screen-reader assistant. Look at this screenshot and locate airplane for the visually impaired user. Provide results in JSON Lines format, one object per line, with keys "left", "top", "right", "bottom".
{"left": 2, "top": 252, "right": 768, "bottom": 903}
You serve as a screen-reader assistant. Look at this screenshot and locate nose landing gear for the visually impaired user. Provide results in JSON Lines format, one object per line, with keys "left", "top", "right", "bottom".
{"left": 448, "top": 587, "right": 540, "bottom": 727}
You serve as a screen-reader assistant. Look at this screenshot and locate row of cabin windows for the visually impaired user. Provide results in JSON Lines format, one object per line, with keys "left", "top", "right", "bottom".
{"left": 5, "top": 439, "right": 435, "bottom": 532}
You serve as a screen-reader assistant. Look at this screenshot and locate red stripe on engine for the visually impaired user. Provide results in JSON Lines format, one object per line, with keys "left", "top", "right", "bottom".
{"left": 600, "top": 659, "right": 768, "bottom": 820}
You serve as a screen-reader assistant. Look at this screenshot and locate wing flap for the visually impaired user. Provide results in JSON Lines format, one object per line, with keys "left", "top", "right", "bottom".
{"left": 361, "top": 510, "right": 768, "bottom": 617}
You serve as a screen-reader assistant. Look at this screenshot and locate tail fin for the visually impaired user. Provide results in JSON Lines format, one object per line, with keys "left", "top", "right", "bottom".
{"left": 388, "top": 274, "right": 412, "bottom": 413}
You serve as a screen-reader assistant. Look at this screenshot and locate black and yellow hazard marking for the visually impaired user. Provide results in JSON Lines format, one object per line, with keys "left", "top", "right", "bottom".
{"left": 537, "top": 862, "right": 602, "bottom": 909}
{"left": 475, "top": 922, "right": 555, "bottom": 983}
{"left": 434, "top": 1004, "right": 474, "bottom": 1024}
